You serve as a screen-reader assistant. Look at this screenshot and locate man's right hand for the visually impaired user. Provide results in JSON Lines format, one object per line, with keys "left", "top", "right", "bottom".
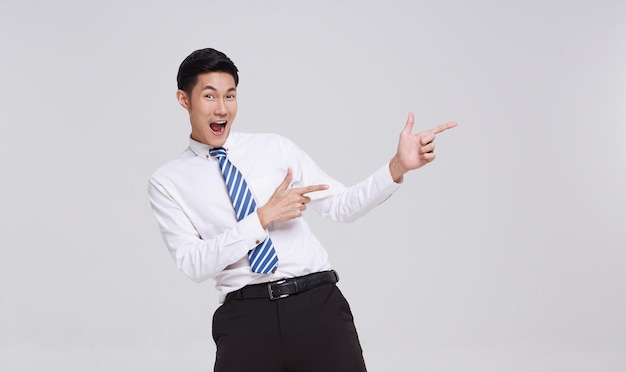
{"left": 257, "top": 168, "right": 328, "bottom": 229}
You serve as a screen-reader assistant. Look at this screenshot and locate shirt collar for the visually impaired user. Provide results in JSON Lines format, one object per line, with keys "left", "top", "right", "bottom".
{"left": 188, "top": 133, "right": 236, "bottom": 160}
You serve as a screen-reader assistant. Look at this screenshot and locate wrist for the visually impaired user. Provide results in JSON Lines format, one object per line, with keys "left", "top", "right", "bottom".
{"left": 389, "top": 155, "right": 406, "bottom": 183}
{"left": 256, "top": 207, "right": 271, "bottom": 229}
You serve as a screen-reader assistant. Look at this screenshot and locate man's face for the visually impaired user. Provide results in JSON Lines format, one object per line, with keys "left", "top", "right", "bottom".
{"left": 177, "top": 71, "right": 237, "bottom": 148}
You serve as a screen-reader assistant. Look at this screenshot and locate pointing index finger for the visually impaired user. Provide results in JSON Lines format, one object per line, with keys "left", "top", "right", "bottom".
{"left": 294, "top": 184, "right": 329, "bottom": 195}
{"left": 428, "top": 121, "right": 458, "bottom": 135}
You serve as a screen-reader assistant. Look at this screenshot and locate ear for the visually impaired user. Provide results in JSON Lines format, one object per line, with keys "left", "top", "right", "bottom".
{"left": 176, "top": 90, "right": 191, "bottom": 111}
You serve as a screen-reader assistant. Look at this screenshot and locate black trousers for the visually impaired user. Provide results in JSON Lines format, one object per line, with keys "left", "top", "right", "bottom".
{"left": 212, "top": 282, "right": 368, "bottom": 372}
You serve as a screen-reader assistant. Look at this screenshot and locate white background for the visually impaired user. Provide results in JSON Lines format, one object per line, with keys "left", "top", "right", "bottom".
{"left": 1, "top": 0, "right": 625, "bottom": 371}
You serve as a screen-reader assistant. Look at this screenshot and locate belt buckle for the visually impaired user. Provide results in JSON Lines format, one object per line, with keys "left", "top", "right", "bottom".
{"left": 268, "top": 280, "right": 289, "bottom": 300}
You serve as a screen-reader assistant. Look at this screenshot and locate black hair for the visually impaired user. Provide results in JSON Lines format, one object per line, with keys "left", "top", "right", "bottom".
{"left": 176, "top": 48, "right": 239, "bottom": 95}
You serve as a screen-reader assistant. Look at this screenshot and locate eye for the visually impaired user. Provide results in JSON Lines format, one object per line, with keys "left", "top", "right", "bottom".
{"left": 204, "top": 94, "right": 215, "bottom": 99}
{"left": 226, "top": 94, "right": 236, "bottom": 100}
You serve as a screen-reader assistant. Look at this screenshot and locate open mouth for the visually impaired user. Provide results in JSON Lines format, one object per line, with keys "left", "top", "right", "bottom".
{"left": 209, "top": 121, "right": 227, "bottom": 135}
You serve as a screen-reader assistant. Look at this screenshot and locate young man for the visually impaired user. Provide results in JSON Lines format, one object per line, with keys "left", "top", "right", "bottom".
{"left": 148, "top": 48, "right": 456, "bottom": 372}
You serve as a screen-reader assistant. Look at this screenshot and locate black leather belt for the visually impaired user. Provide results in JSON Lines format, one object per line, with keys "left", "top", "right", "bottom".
{"left": 225, "top": 270, "right": 339, "bottom": 302}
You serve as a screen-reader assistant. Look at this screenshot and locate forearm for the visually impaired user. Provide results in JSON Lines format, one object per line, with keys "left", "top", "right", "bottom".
{"left": 161, "top": 219, "right": 263, "bottom": 282}
{"left": 312, "top": 163, "right": 402, "bottom": 223}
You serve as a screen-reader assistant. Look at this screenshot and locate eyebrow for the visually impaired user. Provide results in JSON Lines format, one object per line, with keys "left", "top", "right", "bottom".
{"left": 201, "top": 85, "right": 236, "bottom": 92}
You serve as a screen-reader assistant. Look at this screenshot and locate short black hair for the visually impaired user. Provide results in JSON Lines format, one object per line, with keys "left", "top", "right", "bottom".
{"left": 176, "top": 48, "right": 239, "bottom": 95}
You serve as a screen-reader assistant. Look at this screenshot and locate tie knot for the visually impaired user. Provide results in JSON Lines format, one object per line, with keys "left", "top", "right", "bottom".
{"left": 209, "top": 147, "right": 227, "bottom": 159}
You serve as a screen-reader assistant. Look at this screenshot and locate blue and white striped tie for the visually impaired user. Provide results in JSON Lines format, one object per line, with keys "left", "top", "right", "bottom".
{"left": 210, "top": 147, "right": 278, "bottom": 274}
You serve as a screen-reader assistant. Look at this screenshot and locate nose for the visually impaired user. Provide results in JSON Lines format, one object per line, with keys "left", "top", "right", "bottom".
{"left": 214, "top": 99, "right": 227, "bottom": 115}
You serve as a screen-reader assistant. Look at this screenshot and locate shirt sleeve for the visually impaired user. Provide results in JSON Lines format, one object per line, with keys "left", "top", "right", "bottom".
{"left": 285, "top": 138, "right": 402, "bottom": 223}
{"left": 148, "top": 177, "right": 268, "bottom": 283}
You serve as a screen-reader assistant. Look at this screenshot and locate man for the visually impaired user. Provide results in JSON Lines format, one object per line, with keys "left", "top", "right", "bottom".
{"left": 148, "top": 48, "right": 456, "bottom": 372}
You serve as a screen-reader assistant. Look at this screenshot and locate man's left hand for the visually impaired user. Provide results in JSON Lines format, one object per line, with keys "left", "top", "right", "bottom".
{"left": 389, "top": 112, "right": 457, "bottom": 182}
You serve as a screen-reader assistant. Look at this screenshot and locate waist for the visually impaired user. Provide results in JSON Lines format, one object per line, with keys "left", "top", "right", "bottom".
{"left": 225, "top": 270, "right": 339, "bottom": 302}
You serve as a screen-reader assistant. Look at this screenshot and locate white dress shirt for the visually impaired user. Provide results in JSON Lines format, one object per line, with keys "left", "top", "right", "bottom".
{"left": 148, "top": 132, "right": 402, "bottom": 302}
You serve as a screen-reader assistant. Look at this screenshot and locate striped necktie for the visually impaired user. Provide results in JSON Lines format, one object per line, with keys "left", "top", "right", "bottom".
{"left": 209, "top": 147, "right": 278, "bottom": 274}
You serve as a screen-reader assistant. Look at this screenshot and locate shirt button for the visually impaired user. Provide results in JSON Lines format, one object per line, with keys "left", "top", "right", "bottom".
{"left": 255, "top": 240, "right": 260, "bottom": 245}
{"left": 205, "top": 155, "right": 209, "bottom": 159}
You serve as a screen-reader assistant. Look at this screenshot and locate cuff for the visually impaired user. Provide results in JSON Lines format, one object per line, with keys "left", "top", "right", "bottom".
{"left": 375, "top": 162, "right": 403, "bottom": 193}
{"left": 238, "top": 211, "right": 270, "bottom": 247}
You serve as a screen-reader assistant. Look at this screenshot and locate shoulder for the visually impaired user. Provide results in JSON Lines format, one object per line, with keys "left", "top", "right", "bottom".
{"left": 149, "top": 147, "right": 197, "bottom": 183}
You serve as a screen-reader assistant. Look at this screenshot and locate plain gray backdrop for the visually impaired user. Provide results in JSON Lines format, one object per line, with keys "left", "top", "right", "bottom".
{"left": 1, "top": 0, "right": 625, "bottom": 371}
